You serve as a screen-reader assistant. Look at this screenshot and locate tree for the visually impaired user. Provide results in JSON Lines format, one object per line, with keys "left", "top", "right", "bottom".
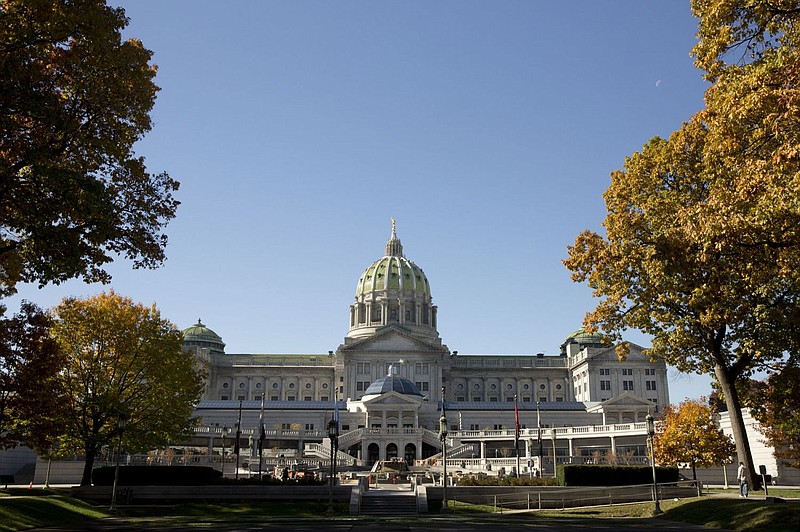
{"left": 0, "top": 0, "right": 179, "bottom": 299}
{"left": 563, "top": 1, "right": 800, "bottom": 490}
{"left": 0, "top": 301, "right": 65, "bottom": 452}
{"left": 654, "top": 400, "right": 735, "bottom": 481}
{"left": 748, "top": 365, "right": 800, "bottom": 468}
{"left": 51, "top": 291, "right": 203, "bottom": 486}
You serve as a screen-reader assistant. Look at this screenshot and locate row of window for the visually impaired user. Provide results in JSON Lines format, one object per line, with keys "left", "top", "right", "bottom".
{"left": 356, "top": 362, "right": 431, "bottom": 375}
{"left": 455, "top": 396, "right": 563, "bottom": 403}
{"left": 598, "top": 368, "right": 658, "bottom": 376}
{"left": 454, "top": 382, "right": 563, "bottom": 391}
{"left": 600, "top": 380, "right": 658, "bottom": 391}
{"left": 221, "top": 381, "right": 330, "bottom": 390}
{"left": 219, "top": 395, "right": 330, "bottom": 402}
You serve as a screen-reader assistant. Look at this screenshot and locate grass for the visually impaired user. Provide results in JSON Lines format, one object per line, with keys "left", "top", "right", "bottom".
{"left": 1, "top": 488, "right": 799, "bottom": 531}
{"left": 0, "top": 493, "right": 107, "bottom": 532}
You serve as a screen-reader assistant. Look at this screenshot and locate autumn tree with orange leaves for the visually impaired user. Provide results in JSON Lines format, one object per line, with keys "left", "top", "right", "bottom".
{"left": 51, "top": 292, "right": 203, "bottom": 486}
{"left": 564, "top": 1, "right": 800, "bottom": 490}
{"left": 654, "top": 400, "right": 735, "bottom": 481}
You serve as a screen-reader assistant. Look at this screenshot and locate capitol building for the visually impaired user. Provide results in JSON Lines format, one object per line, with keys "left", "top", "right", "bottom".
{"left": 183, "top": 223, "right": 669, "bottom": 471}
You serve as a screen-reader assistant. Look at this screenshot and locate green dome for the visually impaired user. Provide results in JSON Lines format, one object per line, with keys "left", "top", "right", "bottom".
{"left": 354, "top": 221, "right": 430, "bottom": 298}
{"left": 562, "top": 327, "right": 606, "bottom": 349}
{"left": 183, "top": 319, "right": 226, "bottom": 354}
{"left": 356, "top": 255, "right": 430, "bottom": 297}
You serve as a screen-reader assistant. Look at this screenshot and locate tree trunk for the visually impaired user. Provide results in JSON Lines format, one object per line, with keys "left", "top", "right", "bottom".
{"left": 81, "top": 444, "right": 96, "bottom": 486}
{"left": 714, "top": 363, "right": 761, "bottom": 490}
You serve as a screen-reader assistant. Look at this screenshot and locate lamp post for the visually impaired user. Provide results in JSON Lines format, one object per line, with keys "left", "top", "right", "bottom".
{"left": 551, "top": 429, "right": 557, "bottom": 478}
{"left": 221, "top": 426, "right": 229, "bottom": 478}
{"left": 109, "top": 412, "right": 128, "bottom": 512}
{"left": 646, "top": 413, "right": 663, "bottom": 516}
{"left": 326, "top": 417, "right": 337, "bottom": 514}
{"left": 438, "top": 407, "right": 451, "bottom": 512}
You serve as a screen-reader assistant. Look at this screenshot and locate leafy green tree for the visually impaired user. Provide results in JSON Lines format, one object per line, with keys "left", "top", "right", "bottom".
{"left": 0, "top": 0, "right": 179, "bottom": 299}
{"left": 51, "top": 291, "right": 203, "bottom": 486}
{"left": 748, "top": 365, "right": 800, "bottom": 468}
{"left": 564, "top": 1, "right": 800, "bottom": 490}
{"left": 654, "top": 399, "right": 735, "bottom": 480}
{"left": 0, "top": 301, "right": 65, "bottom": 451}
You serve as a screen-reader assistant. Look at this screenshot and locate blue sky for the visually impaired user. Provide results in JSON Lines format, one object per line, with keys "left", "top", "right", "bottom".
{"left": 9, "top": 1, "right": 714, "bottom": 402}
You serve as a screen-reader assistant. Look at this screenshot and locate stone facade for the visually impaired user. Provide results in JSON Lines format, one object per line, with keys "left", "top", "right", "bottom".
{"left": 184, "top": 224, "right": 670, "bottom": 465}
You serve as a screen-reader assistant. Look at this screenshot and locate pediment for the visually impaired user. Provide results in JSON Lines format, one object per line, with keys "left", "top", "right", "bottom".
{"left": 598, "top": 391, "right": 653, "bottom": 407}
{"left": 362, "top": 391, "right": 423, "bottom": 406}
{"left": 587, "top": 343, "right": 653, "bottom": 363}
{"left": 341, "top": 325, "right": 445, "bottom": 354}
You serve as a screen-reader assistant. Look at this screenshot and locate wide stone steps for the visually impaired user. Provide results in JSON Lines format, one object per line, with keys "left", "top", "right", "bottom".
{"left": 359, "top": 490, "right": 418, "bottom": 516}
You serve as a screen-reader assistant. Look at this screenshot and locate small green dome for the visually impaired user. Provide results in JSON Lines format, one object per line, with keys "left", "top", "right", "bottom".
{"left": 183, "top": 319, "right": 226, "bottom": 354}
{"left": 562, "top": 327, "right": 606, "bottom": 350}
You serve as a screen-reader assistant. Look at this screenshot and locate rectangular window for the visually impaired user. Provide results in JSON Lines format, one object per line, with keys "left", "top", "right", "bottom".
{"left": 622, "top": 369, "right": 633, "bottom": 376}
{"left": 287, "top": 396, "right": 296, "bottom": 401}
{"left": 600, "top": 380, "right": 611, "bottom": 391}
{"left": 522, "top": 396, "right": 531, "bottom": 402}
{"left": 237, "top": 395, "right": 245, "bottom": 401}
{"left": 599, "top": 368, "right": 610, "bottom": 375}
{"left": 470, "top": 424, "right": 480, "bottom": 430}
{"left": 357, "top": 382, "right": 364, "bottom": 391}
{"left": 539, "top": 397, "right": 547, "bottom": 402}
{"left": 422, "top": 382, "right": 429, "bottom": 391}
{"left": 556, "top": 397, "right": 563, "bottom": 402}
{"left": 506, "top": 397, "right": 514, "bottom": 402}
{"left": 221, "top": 396, "right": 229, "bottom": 401}
{"left": 304, "top": 396, "right": 312, "bottom": 401}
{"left": 646, "top": 380, "right": 657, "bottom": 391}
{"left": 623, "top": 380, "right": 634, "bottom": 391}
{"left": 305, "top": 423, "right": 314, "bottom": 430}
{"left": 321, "top": 396, "right": 328, "bottom": 402}
{"left": 489, "top": 397, "right": 498, "bottom": 402}
{"left": 456, "top": 396, "right": 465, "bottom": 401}
{"left": 342, "top": 424, "right": 350, "bottom": 431}
{"left": 472, "top": 396, "right": 481, "bottom": 401}
{"left": 270, "top": 396, "right": 278, "bottom": 401}
{"left": 281, "top": 423, "right": 291, "bottom": 430}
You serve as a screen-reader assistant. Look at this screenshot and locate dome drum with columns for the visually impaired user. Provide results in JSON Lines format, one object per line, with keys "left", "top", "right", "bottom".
{"left": 183, "top": 222, "right": 671, "bottom": 472}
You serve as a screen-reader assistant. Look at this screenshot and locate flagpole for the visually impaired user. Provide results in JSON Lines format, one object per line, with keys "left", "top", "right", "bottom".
{"left": 234, "top": 400, "right": 242, "bottom": 480}
{"left": 537, "top": 400, "right": 543, "bottom": 477}
{"left": 514, "top": 394, "right": 520, "bottom": 478}
{"left": 258, "top": 392, "right": 266, "bottom": 480}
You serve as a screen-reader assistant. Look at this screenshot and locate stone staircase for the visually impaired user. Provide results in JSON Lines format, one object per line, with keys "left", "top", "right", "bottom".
{"left": 359, "top": 490, "right": 418, "bottom": 516}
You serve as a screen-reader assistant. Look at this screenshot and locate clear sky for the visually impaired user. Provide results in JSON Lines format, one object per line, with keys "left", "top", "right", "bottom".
{"left": 8, "top": 1, "right": 714, "bottom": 402}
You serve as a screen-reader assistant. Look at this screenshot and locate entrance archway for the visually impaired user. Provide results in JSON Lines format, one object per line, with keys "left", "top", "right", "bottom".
{"left": 386, "top": 443, "right": 398, "bottom": 460}
{"left": 368, "top": 443, "right": 379, "bottom": 465}
{"left": 404, "top": 443, "right": 417, "bottom": 464}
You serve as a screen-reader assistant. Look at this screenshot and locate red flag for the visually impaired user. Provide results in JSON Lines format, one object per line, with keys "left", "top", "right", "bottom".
{"left": 514, "top": 394, "right": 520, "bottom": 446}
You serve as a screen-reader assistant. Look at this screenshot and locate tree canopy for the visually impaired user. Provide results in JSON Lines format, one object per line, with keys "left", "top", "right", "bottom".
{"left": 51, "top": 291, "right": 203, "bottom": 486}
{"left": 748, "top": 365, "right": 800, "bottom": 468}
{"left": 564, "top": 0, "right": 800, "bottom": 489}
{"left": 0, "top": 301, "right": 65, "bottom": 452}
{"left": 654, "top": 399, "right": 735, "bottom": 480}
{"left": 0, "top": 0, "right": 179, "bottom": 299}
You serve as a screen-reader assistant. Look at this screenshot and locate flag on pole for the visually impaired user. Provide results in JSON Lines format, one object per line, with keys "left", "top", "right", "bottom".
{"left": 333, "top": 389, "right": 340, "bottom": 434}
{"left": 514, "top": 394, "right": 520, "bottom": 448}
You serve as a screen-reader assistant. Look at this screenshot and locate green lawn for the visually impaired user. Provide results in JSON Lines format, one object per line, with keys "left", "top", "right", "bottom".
{"left": 0, "top": 494, "right": 107, "bottom": 532}
{"left": 1, "top": 488, "right": 799, "bottom": 531}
